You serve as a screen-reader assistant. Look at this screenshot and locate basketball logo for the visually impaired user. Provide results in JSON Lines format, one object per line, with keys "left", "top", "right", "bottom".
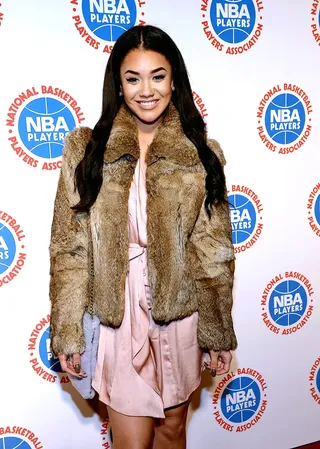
{"left": 0, "top": 437, "right": 32, "bottom": 449}
{"left": 311, "top": 1, "right": 320, "bottom": 47}
{"left": 0, "top": 428, "right": 43, "bottom": 449}
{"left": 6, "top": 86, "right": 85, "bottom": 171}
{"left": 269, "top": 280, "right": 307, "bottom": 326}
{"left": 213, "top": 368, "right": 267, "bottom": 432}
{"left": 315, "top": 195, "right": 320, "bottom": 226}
{"left": 200, "top": 0, "right": 264, "bottom": 54}
{"left": 28, "top": 316, "right": 69, "bottom": 384}
{"left": 307, "top": 183, "right": 320, "bottom": 238}
{"left": 39, "top": 325, "right": 63, "bottom": 373}
{"left": 257, "top": 84, "right": 313, "bottom": 155}
{"left": 228, "top": 185, "right": 263, "bottom": 254}
{"left": 310, "top": 356, "right": 320, "bottom": 405}
{"left": 261, "top": 272, "right": 314, "bottom": 335}
{"left": 71, "top": 0, "right": 147, "bottom": 54}
{"left": 265, "top": 94, "right": 305, "bottom": 145}
{"left": 0, "top": 211, "right": 26, "bottom": 288}
{"left": 0, "top": 223, "right": 16, "bottom": 276}
{"left": 18, "top": 97, "right": 76, "bottom": 159}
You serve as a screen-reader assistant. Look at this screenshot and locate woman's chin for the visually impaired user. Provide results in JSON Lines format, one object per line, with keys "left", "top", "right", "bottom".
{"left": 131, "top": 103, "right": 169, "bottom": 126}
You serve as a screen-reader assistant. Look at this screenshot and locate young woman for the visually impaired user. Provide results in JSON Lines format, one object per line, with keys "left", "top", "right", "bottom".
{"left": 49, "top": 25, "right": 237, "bottom": 449}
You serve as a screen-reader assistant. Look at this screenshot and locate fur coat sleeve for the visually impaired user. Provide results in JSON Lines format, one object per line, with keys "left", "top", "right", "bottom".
{"left": 189, "top": 139, "right": 238, "bottom": 352}
{"left": 49, "top": 128, "right": 91, "bottom": 356}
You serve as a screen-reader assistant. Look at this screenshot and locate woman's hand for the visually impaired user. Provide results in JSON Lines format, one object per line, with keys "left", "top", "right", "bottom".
{"left": 58, "top": 353, "right": 87, "bottom": 378}
{"left": 207, "top": 350, "right": 232, "bottom": 377}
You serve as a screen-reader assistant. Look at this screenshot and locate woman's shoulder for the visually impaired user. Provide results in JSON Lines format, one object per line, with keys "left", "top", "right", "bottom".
{"left": 207, "top": 138, "right": 227, "bottom": 166}
{"left": 62, "top": 126, "right": 92, "bottom": 167}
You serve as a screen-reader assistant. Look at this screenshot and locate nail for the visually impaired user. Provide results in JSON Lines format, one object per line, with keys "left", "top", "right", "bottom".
{"left": 75, "top": 364, "right": 81, "bottom": 374}
{"left": 210, "top": 368, "right": 217, "bottom": 377}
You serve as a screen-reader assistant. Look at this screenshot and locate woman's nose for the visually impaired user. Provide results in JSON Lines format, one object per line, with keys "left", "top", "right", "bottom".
{"left": 139, "top": 80, "right": 154, "bottom": 97}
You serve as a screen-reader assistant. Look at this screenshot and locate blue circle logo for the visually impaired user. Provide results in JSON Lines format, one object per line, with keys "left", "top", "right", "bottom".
{"left": 0, "top": 223, "right": 16, "bottom": 276}
{"left": 0, "top": 438, "right": 32, "bottom": 449}
{"left": 265, "top": 93, "right": 306, "bottom": 145}
{"left": 82, "top": 0, "right": 137, "bottom": 41}
{"left": 220, "top": 376, "right": 261, "bottom": 423}
{"left": 315, "top": 195, "right": 320, "bottom": 227}
{"left": 316, "top": 367, "right": 320, "bottom": 393}
{"left": 18, "top": 97, "right": 75, "bottom": 159}
{"left": 39, "top": 325, "right": 63, "bottom": 372}
{"left": 268, "top": 280, "right": 308, "bottom": 327}
{"left": 210, "top": 0, "right": 256, "bottom": 44}
{"left": 228, "top": 194, "right": 256, "bottom": 244}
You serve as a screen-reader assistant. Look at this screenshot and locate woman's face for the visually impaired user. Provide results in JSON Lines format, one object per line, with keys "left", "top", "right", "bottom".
{"left": 120, "top": 49, "right": 173, "bottom": 127}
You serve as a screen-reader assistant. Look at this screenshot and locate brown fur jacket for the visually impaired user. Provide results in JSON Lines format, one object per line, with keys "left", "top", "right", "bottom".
{"left": 49, "top": 103, "right": 237, "bottom": 356}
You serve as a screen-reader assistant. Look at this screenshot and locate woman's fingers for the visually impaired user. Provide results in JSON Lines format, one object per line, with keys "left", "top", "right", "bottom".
{"left": 208, "top": 350, "right": 233, "bottom": 376}
{"left": 216, "top": 351, "right": 232, "bottom": 375}
{"left": 208, "top": 351, "right": 219, "bottom": 377}
{"left": 58, "top": 354, "right": 87, "bottom": 378}
{"left": 58, "top": 354, "right": 69, "bottom": 372}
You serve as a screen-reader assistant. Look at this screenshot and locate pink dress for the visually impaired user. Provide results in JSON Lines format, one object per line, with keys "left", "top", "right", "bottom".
{"left": 92, "top": 158, "right": 206, "bottom": 418}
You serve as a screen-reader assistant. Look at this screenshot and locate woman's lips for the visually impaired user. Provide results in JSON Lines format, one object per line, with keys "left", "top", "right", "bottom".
{"left": 135, "top": 99, "right": 159, "bottom": 110}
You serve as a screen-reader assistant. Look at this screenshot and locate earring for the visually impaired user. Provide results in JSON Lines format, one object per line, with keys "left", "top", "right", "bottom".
{"left": 119, "top": 91, "right": 123, "bottom": 96}
{"left": 172, "top": 86, "right": 175, "bottom": 91}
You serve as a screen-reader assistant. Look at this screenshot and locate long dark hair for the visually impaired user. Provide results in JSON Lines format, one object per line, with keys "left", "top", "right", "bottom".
{"left": 73, "top": 25, "right": 226, "bottom": 216}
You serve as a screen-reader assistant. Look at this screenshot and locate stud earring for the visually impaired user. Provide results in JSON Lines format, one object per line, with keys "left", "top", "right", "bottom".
{"left": 119, "top": 91, "right": 123, "bottom": 96}
{"left": 172, "top": 86, "right": 175, "bottom": 91}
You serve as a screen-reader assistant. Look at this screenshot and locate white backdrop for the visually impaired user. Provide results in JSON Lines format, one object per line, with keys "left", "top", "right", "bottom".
{"left": 1, "top": 1, "right": 320, "bottom": 448}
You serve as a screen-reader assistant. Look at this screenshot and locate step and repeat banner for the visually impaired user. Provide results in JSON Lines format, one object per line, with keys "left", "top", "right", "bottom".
{"left": 1, "top": 1, "right": 320, "bottom": 448}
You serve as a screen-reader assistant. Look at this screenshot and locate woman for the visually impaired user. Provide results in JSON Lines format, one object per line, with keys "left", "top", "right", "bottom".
{"left": 49, "top": 25, "right": 237, "bottom": 449}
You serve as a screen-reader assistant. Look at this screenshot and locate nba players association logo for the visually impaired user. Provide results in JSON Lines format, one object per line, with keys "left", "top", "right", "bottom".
{"left": 200, "top": 0, "right": 264, "bottom": 54}
{"left": 228, "top": 185, "right": 263, "bottom": 254}
{"left": 0, "top": 211, "right": 26, "bottom": 288}
{"left": 70, "top": 0, "right": 147, "bottom": 53}
{"left": 213, "top": 368, "right": 267, "bottom": 432}
{"left": 310, "top": 356, "right": 320, "bottom": 405}
{"left": 257, "top": 84, "right": 313, "bottom": 154}
{"left": 28, "top": 316, "right": 69, "bottom": 384}
{"left": 6, "top": 86, "right": 85, "bottom": 170}
{"left": 0, "top": 427, "right": 43, "bottom": 449}
{"left": 261, "top": 272, "right": 314, "bottom": 335}
{"left": 311, "top": 1, "right": 320, "bottom": 47}
{"left": 307, "top": 182, "right": 320, "bottom": 237}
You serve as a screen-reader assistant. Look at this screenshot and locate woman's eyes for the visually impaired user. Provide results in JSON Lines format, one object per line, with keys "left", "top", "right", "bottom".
{"left": 126, "top": 74, "right": 166, "bottom": 83}
{"left": 126, "top": 77, "right": 139, "bottom": 83}
{"left": 153, "top": 74, "right": 165, "bottom": 81}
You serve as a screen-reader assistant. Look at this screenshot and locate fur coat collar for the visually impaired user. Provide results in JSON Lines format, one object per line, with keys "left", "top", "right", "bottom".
{"left": 104, "top": 102, "right": 204, "bottom": 166}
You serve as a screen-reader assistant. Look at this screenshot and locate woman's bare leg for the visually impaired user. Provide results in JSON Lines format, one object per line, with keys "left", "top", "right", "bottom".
{"left": 153, "top": 400, "right": 190, "bottom": 449}
{"left": 107, "top": 406, "right": 155, "bottom": 449}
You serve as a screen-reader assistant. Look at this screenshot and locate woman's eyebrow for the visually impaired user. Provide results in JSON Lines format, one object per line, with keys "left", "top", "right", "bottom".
{"left": 124, "top": 67, "right": 168, "bottom": 75}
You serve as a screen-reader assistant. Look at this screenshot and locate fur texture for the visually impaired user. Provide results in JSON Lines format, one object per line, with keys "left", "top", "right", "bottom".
{"left": 49, "top": 103, "right": 237, "bottom": 355}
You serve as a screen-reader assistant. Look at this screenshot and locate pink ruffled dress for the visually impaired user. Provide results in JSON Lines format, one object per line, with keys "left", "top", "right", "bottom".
{"left": 92, "top": 158, "right": 206, "bottom": 418}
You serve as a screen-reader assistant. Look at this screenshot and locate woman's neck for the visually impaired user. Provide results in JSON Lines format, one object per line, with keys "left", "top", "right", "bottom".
{"left": 135, "top": 115, "right": 163, "bottom": 158}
